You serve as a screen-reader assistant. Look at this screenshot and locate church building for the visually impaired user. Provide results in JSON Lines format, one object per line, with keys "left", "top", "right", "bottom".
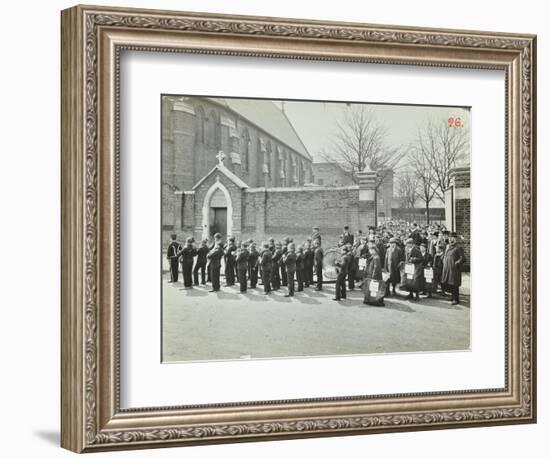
{"left": 162, "top": 95, "right": 379, "bottom": 248}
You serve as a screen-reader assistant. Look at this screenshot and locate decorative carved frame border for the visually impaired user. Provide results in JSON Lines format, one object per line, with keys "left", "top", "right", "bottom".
{"left": 61, "top": 4, "right": 536, "bottom": 453}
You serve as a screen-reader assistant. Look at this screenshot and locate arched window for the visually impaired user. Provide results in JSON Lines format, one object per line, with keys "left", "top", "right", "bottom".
{"left": 205, "top": 109, "right": 220, "bottom": 149}
{"left": 240, "top": 128, "right": 250, "bottom": 171}
{"left": 266, "top": 142, "right": 272, "bottom": 178}
{"left": 195, "top": 106, "right": 205, "bottom": 144}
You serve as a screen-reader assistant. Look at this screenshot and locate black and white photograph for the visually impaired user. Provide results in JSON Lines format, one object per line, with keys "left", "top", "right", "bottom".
{"left": 161, "top": 95, "right": 471, "bottom": 362}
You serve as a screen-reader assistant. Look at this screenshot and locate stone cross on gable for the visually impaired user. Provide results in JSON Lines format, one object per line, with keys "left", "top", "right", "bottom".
{"left": 216, "top": 150, "right": 226, "bottom": 165}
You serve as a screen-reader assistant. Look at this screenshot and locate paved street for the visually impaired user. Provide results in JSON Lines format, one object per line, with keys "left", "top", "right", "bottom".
{"left": 162, "top": 273, "right": 470, "bottom": 362}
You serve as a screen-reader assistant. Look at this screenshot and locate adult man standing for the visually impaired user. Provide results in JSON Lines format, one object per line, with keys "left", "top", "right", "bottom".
{"left": 283, "top": 242, "right": 297, "bottom": 297}
{"left": 166, "top": 233, "right": 181, "bottom": 283}
{"left": 313, "top": 239, "right": 324, "bottom": 291}
{"left": 384, "top": 237, "right": 404, "bottom": 297}
{"left": 178, "top": 237, "right": 196, "bottom": 288}
{"left": 260, "top": 242, "right": 273, "bottom": 295}
{"left": 207, "top": 241, "right": 224, "bottom": 292}
{"left": 333, "top": 246, "right": 350, "bottom": 301}
{"left": 441, "top": 232, "right": 465, "bottom": 305}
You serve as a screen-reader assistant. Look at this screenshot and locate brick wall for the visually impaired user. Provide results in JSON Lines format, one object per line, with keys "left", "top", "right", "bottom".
{"left": 455, "top": 198, "right": 470, "bottom": 272}
{"left": 242, "top": 186, "right": 363, "bottom": 247}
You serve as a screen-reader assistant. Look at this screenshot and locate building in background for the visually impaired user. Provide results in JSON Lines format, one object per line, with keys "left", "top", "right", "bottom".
{"left": 311, "top": 162, "right": 352, "bottom": 187}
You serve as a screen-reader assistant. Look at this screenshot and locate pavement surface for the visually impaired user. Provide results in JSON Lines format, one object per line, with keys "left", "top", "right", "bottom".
{"left": 162, "top": 273, "right": 470, "bottom": 362}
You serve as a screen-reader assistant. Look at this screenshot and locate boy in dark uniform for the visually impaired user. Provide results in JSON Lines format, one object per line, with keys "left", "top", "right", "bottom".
{"left": 207, "top": 241, "right": 224, "bottom": 292}
{"left": 347, "top": 243, "right": 356, "bottom": 291}
{"left": 303, "top": 241, "right": 314, "bottom": 287}
{"left": 206, "top": 232, "right": 222, "bottom": 283}
{"left": 313, "top": 239, "right": 324, "bottom": 290}
{"left": 224, "top": 236, "right": 237, "bottom": 286}
{"left": 311, "top": 226, "right": 322, "bottom": 246}
{"left": 193, "top": 239, "right": 208, "bottom": 286}
{"left": 280, "top": 237, "right": 289, "bottom": 286}
{"left": 166, "top": 233, "right": 181, "bottom": 283}
{"left": 236, "top": 242, "right": 249, "bottom": 293}
{"left": 283, "top": 242, "right": 297, "bottom": 297}
{"left": 296, "top": 246, "right": 305, "bottom": 292}
{"left": 271, "top": 242, "right": 283, "bottom": 290}
{"left": 178, "top": 237, "right": 196, "bottom": 288}
{"left": 248, "top": 242, "right": 259, "bottom": 289}
{"left": 333, "top": 246, "right": 350, "bottom": 301}
{"left": 260, "top": 242, "right": 273, "bottom": 294}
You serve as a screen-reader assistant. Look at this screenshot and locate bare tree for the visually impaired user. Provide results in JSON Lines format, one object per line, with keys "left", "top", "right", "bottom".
{"left": 396, "top": 172, "right": 418, "bottom": 223}
{"left": 321, "top": 105, "right": 405, "bottom": 192}
{"left": 409, "top": 144, "right": 438, "bottom": 224}
{"left": 415, "top": 119, "right": 469, "bottom": 201}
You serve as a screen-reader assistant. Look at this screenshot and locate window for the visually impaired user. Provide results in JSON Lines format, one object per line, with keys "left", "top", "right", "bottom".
{"left": 318, "top": 178, "right": 324, "bottom": 185}
{"left": 266, "top": 142, "right": 272, "bottom": 177}
{"left": 195, "top": 106, "right": 205, "bottom": 144}
{"left": 205, "top": 109, "right": 219, "bottom": 148}
{"left": 240, "top": 129, "right": 250, "bottom": 171}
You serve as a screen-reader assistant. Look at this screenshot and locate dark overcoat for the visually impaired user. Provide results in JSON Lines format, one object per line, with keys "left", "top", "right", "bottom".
{"left": 384, "top": 245, "right": 404, "bottom": 283}
{"left": 441, "top": 243, "right": 465, "bottom": 287}
{"left": 403, "top": 246, "right": 424, "bottom": 292}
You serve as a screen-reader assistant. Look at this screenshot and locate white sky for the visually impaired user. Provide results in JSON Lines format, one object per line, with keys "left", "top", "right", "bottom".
{"left": 275, "top": 99, "right": 470, "bottom": 165}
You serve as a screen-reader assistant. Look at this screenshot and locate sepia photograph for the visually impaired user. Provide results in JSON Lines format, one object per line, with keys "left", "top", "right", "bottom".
{"left": 161, "top": 95, "right": 471, "bottom": 363}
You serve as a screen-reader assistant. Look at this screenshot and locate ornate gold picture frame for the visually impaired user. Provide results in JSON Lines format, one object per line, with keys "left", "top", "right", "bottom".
{"left": 61, "top": 4, "right": 536, "bottom": 453}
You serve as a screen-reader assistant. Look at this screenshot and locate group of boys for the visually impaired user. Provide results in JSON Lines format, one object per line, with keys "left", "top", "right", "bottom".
{"left": 167, "top": 221, "right": 465, "bottom": 305}
{"left": 166, "top": 227, "right": 325, "bottom": 297}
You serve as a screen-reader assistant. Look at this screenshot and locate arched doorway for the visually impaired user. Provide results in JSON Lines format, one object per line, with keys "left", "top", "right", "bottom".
{"left": 201, "top": 181, "right": 233, "bottom": 241}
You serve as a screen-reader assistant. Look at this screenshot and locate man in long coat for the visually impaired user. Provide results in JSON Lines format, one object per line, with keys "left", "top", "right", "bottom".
{"left": 384, "top": 237, "right": 404, "bottom": 296}
{"left": 178, "top": 237, "right": 197, "bottom": 288}
{"left": 404, "top": 238, "right": 423, "bottom": 300}
{"left": 441, "top": 232, "right": 465, "bottom": 305}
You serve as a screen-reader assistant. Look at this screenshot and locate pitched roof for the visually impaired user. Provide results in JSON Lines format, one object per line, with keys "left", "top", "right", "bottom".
{"left": 192, "top": 164, "right": 249, "bottom": 191}
{"left": 208, "top": 97, "right": 311, "bottom": 161}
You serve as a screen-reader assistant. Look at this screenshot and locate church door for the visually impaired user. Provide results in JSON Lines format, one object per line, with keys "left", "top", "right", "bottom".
{"left": 210, "top": 207, "right": 227, "bottom": 240}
